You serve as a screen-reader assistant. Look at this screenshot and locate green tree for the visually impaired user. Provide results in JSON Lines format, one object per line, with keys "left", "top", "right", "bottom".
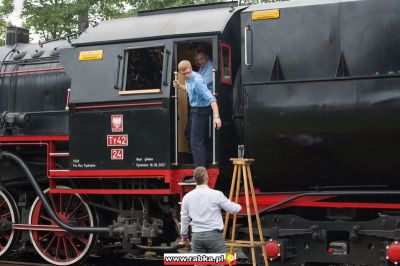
{"left": 0, "top": 0, "right": 14, "bottom": 45}
{"left": 21, "top": 0, "right": 222, "bottom": 41}
{"left": 21, "top": 0, "right": 137, "bottom": 40}
{"left": 134, "top": 0, "right": 217, "bottom": 13}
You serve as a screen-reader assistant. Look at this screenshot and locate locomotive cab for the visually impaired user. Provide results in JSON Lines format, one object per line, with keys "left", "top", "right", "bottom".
{"left": 62, "top": 2, "right": 243, "bottom": 173}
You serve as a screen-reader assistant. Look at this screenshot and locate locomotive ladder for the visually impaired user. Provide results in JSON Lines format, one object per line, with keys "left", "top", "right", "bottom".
{"left": 223, "top": 158, "right": 269, "bottom": 266}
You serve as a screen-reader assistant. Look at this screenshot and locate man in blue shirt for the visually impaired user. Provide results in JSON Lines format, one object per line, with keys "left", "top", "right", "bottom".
{"left": 174, "top": 60, "right": 221, "bottom": 167}
{"left": 185, "top": 49, "right": 214, "bottom": 149}
{"left": 194, "top": 48, "right": 213, "bottom": 90}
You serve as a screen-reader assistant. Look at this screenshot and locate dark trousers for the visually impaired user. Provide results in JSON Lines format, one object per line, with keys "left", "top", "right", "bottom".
{"left": 191, "top": 230, "right": 226, "bottom": 253}
{"left": 190, "top": 106, "right": 212, "bottom": 167}
{"left": 185, "top": 113, "right": 212, "bottom": 147}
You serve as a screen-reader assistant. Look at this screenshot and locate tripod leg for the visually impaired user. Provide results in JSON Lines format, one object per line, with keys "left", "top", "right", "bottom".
{"left": 224, "top": 164, "right": 238, "bottom": 238}
{"left": 247, "top": 165, "right": 269, "bottom": 266}
{"left": 229, "top": 165, "right": 242, "bottom": 256}
{"left": 242, "top": 165, "right": 256, "bottom": 266}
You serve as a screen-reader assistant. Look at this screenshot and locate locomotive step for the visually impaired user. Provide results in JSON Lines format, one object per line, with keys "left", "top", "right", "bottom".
{"left": 49, "top": 169, "right": 70, "bottom": 173}
{"left": 49, "top": 152, "right": 70, "bottom": 157}
{"left": 178, "top": 181, "right": 196, "bottom": 186}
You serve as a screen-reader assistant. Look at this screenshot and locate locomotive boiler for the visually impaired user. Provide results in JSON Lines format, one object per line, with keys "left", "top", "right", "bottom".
{"left": 0, "top": 0, "right": 400, "bottom": 265}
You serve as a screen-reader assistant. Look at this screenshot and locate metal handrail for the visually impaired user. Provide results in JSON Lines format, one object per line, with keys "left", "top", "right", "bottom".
{"left": 212, "top": 68, "right": 217, "bottom": 164}
{"left": 173, "top": 71, "right": 178, "bottom": 165}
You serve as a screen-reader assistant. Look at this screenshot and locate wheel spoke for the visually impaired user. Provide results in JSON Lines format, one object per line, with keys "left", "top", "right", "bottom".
{"left": 67, "top": 235, "right": 80, "bottom": 255}
{"left": 0, "top": 199, "right": 5, "bottom": 209}
{"left": 74, "top": 235, "right": 89, "bottom": 246}
{"left": 37, "top": 232, "right": 52, "bottom": 242}
{"left": 64, "top": 194, "right": 73, "bottom": 215}
{"left": 44, "top": 235, "right": 56, "bottom": 253}
{"left": 63, "top": 237, "right": 70, "bottom": 260}
{"left": 49, "top": 194, "right": 58, "bottom": 212}
{"left": 67, "top": 201, "right": 83, "bottom": 219}
{"left": 0, "top": 234, "right": 10, "bottom": 241}
{"left": 55, "top": 237, "right": 61, "bottom": 260}
{"left": 77, "top": 214, "right": 89, "bottom": 221}
{"left": 1, "top": 212, "right": 10, "bottom": 218}
{"left": 40, "top": 215, "right": 52, "bottom": 223}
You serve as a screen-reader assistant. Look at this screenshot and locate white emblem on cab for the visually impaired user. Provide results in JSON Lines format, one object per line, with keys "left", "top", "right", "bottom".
{"left": 111, "top": 114, "right": 123, "bottom": 132}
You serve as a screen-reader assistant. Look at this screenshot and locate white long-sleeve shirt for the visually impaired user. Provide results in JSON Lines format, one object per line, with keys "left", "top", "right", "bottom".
{"left": 180, "top": 185, "right": 242, "bottom": 236}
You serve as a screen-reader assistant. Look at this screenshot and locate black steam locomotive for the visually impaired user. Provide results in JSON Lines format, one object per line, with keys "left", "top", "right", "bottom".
{"left": 1, "top": 0, "right": 400, "bottom": 265}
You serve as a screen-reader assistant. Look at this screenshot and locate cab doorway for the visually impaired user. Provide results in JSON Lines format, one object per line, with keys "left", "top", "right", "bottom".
{"left": 174, "top": 39, "right": 214, "bottom": 166}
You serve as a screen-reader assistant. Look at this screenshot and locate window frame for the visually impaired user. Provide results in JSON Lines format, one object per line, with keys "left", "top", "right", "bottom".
{"left": 219, "top": 42, "right": 232, "bottom": 85}
{"left": 120, "top": 44, "right": 165, "bottom": 95}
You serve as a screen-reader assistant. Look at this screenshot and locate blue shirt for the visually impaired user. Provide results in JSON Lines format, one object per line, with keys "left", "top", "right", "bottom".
{"left": 185, "top": 71, "right": 216, "bottom": 107}
{"left": 198, "top": 60, "right": 213, "bottom": 90}
{"left": 180, "top": 185, "right": 242, "bottom": 235}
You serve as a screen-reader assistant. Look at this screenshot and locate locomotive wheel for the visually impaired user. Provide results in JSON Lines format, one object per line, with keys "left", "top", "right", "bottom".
{"left": 29, "top": 188, "right": 96, "bottom": 266}
{"left": 0, "top": 187, "right": 18, "bottom": 257}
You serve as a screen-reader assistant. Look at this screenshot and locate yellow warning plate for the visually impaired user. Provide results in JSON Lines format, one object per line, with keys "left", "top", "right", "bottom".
{"left": 79, "top": 50, "right": 104, "bottom": 61}
{"left": 252, "top": 9, "right": 280, "bottom": 21}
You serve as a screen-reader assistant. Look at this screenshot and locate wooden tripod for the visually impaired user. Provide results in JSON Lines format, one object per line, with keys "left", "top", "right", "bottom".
{"left": 223, "top": 158, "right": 269, "bottom": 266}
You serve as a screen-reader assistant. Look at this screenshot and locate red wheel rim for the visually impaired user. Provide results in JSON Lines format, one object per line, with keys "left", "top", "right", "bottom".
{"left": 0, "top": 189, "right": 16, "bottom": 256}
{"left": 29, "top": 189, "right": 94, "bottom": 266}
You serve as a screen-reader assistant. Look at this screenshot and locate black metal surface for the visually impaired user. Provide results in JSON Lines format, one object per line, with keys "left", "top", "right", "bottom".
{"left": 244, "top": 77, "right": 400, "bottom": 191}
{"left": 243, "top": 213, "right": 400, "bottom": 265}
{"left": 0, "top": 42, "right": 71, "bottom": 64}
{"left": 69, "top": 103, "right": 170, "bottom": 170}
{"left": 62, "top": 40, "right": 173, "bottom": 104}
{"left": 21, "top": 111, "right": 68, "bottom": 135}
{"left": 242, "top": 0, "right": 400, "bottom": 81}
{"left": 0, "top": 42, "right": 71, "bottom": 136}
{"left": 240, "top": 0, "right": 400, "bottom": 191}
{"left": 6, "top": 27, "right": 29, "bottom": 46}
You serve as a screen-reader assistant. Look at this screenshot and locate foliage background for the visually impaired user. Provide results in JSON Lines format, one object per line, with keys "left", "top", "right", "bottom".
{"left": 0, "top": 0, "right": 14, "bottom": 45}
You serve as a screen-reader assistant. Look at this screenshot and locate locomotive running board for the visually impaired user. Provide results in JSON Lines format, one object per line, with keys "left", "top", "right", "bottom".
{"left": 13, "top": 224, "right": 66, "bottom": 232}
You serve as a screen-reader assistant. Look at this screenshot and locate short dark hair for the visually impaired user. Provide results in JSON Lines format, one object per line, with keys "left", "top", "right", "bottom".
{"left": 193, "top": 166, "right": 208, "bottom": 185}
{"left": 194, "top": 47, "right": 210, "bottom": 57}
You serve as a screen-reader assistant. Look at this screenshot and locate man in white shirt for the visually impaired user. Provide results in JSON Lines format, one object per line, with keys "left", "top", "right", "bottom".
{"left": 180, "top": 167, "right": 242, "bottom": 253}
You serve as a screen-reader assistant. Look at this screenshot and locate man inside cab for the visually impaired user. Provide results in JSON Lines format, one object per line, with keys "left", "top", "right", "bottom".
{"left": 174, "top": 60, "right": 221, "bottom": 167}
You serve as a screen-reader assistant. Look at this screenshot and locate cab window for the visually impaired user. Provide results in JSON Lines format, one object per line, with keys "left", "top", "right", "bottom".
{"left": 220, "top": 43, "right": 232, "bottom": 85}
{"left": 120, "top": 46, "right": 164, "bottom": 95}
